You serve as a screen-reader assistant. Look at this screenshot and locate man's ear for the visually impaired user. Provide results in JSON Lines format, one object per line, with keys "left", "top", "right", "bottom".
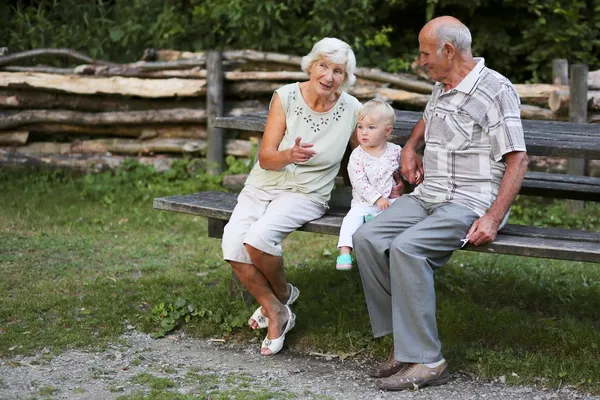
{"left": 443, "top": 43, "right": 456, "bottom": 60}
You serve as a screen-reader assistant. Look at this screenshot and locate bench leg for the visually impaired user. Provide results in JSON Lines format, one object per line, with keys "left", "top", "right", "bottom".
{"left": 208, "top": 218, "right": 227, "bottom": 238}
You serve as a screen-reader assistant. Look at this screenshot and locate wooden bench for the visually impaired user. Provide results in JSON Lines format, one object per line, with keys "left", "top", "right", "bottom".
{"left": 153, "top": 110, "right": 600, "bottom": 264}
{"left": 214, "top": 111, "right": 600, "bottom": 201}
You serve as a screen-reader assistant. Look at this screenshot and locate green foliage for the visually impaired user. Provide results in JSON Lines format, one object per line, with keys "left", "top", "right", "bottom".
{"left": 509, "top": 196, "right": 600, "bottom": 230}
{"left": 150, "top": 291, "right": 249, "bottom": 338}
{"left": 8, "top": 0, "right": 599, "bottom": 81}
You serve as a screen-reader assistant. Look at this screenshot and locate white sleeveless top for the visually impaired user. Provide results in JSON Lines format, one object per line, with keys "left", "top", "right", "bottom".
{"left": 245, "top": 82, "right": 362, "bottom": 206}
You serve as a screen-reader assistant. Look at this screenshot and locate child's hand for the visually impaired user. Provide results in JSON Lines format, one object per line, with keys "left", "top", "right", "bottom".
{"left": 375, "top": 197, "right": 391, "bottom": 210}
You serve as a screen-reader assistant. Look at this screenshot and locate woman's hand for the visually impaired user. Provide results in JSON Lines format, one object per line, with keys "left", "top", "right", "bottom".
{"left": 285, "top": 137, "right": 317, "bottom": 164}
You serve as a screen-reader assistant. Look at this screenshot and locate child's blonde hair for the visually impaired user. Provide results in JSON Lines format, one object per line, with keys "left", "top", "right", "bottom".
{"left": 358, "top": 99, "right": 396, "bottom": 127}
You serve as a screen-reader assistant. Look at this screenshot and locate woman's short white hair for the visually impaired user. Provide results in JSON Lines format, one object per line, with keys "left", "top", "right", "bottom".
{"left": 300, "top": 37, "right": 357, "bottom": 87}
{"left": 435, "top": 23, "right": 472, "bottom": 58}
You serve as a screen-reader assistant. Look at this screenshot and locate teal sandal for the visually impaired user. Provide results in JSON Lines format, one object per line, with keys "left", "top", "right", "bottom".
{"left": 336, "top": 254, "right": 353, "bottom": 271}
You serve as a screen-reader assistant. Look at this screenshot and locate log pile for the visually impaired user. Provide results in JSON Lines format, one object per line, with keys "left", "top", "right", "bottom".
{"left": 0, "top": 47, "right": 581, "bottom": 172}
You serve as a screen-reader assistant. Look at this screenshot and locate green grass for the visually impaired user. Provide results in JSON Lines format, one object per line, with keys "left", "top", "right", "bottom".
{"left": 1, "top": 165, "right": 599, "bottom": 395}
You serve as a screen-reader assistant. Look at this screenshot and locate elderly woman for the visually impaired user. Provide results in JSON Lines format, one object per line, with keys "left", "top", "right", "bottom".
{"left": 221, "top": 37, "right": 362, "bottom": 356}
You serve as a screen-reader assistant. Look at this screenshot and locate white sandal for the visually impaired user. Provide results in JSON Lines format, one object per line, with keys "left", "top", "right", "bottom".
{"left": 248, "top": 283, "right": 299, "bottom": 329}
{"left": 260, "top": 305, "right": 296, "bottom": 356}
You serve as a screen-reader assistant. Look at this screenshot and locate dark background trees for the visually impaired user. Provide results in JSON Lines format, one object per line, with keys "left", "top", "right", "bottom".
{"left": 3, "top": 0, "right": 600, "bottom": 83}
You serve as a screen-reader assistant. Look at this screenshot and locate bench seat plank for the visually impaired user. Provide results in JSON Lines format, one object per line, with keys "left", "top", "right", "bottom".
{"left": 154, "top": 191, "right": 600, "bottom": 263}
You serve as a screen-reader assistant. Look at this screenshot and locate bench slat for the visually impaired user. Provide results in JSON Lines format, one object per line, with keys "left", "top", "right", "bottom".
{"left": 153, "top": 191, "right": 600, "bottom": 264}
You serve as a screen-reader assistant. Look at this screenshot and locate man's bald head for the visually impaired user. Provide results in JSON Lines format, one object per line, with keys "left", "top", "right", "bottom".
{"left": 419, "top": 16, "right": 472, "bottom": 58}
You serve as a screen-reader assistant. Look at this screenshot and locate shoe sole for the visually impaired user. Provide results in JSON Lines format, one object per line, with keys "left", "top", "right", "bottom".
{"left": 377, "top": 372, "right": 449, "bottom": 391}
{"left": 336, "top": 264, "right": 352, "bottom": 271}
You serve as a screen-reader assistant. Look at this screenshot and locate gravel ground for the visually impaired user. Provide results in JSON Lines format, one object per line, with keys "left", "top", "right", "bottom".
{"left": 0, "top": 331, "right": 597, "bottom": 400}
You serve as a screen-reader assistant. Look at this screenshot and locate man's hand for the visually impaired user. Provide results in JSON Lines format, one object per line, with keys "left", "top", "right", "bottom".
{"left": 400, "top": 147, "right": 424, "bottom": 185}
{"left": 375, "top": 197, "right": 391, "bottom": 210}
{"left": 389, "top": 170, "right": 406, "bottom": 198}
{"left": 466, "top": 213, "right": 502, "bottom": 246}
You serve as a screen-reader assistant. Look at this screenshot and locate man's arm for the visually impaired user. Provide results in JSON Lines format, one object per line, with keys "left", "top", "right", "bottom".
{"left": 467, "top": 150, "right": 529, "bottom": 245}
{"left": 400, "top": 118, "right": 426, "bottom": 185}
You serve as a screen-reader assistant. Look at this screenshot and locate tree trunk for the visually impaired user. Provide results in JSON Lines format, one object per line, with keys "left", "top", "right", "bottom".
{"left": 0, "top": 109, "right": 208, "bottom": 130}
{"left": 0, "top": 131, "right": 28, "bottom": 145}
{"left": 0, "top": 72, "right": 206, "bottom": 98}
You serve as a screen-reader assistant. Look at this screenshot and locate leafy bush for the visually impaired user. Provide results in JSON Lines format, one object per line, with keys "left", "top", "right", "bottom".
{"left": 5, "top": 0, "right": 600, "bottom": 82}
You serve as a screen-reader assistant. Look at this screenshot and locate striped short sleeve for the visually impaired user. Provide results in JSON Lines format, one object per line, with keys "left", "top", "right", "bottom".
{"left": 486, "top": 83, "right": 527, "bottom": 162}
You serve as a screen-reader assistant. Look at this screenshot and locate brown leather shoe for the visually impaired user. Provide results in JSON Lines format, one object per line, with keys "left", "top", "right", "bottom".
{"left": 367, "top": 346, "right": 404, "bottom": 378}
{"left": 376, "top": 361, "right": 449, "bottom": 391}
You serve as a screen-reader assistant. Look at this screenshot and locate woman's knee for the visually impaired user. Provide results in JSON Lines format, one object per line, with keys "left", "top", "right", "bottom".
{"left": 244, "top": 243, "right": 262, "bottom": 261}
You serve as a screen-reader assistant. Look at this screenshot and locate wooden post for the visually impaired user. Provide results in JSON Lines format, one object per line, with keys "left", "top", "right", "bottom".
{"left": 552, "top": 59, "right": 569, "bottom": 86}
{"left": 207, "top": 51, "right": 224, "bottom": 175}
{"left": 568, "top": 64, "right": 588, "bottom": 210}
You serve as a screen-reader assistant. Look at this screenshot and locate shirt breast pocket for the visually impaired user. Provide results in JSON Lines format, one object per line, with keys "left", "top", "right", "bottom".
{"left": 443, "top": 111, "right": 474, "bottom": 150}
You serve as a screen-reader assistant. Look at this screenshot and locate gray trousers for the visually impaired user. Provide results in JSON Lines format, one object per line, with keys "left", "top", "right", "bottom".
{"left": 353, "top": 195, "right": 479, "bottom": 363}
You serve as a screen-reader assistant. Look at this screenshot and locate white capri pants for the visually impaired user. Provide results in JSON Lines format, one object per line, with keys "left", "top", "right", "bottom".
{"left": 222, "top": 185, "right": 327, "bottom": 264}
{"left": 337, "top": 198, "right": 397, "bottom": 249}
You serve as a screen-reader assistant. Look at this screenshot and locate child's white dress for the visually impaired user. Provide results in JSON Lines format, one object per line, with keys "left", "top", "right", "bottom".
{"left": 337, "top": 142, "right": 402, "bottom": 249}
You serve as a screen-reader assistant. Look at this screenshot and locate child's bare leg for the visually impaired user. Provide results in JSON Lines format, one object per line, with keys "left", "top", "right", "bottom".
{"left": 339, "top": 246, "right": 352, "bottom": 255}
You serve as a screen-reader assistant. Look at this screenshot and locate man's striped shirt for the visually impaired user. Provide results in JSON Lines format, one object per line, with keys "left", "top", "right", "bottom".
{"left": 411, "top": 58, "right": 527, "bottom": 216}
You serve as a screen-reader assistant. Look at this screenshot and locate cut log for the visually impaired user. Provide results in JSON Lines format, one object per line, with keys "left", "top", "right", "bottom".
{"left": 0, "top": 89, "right": 205, "bottom": 111}
{"left": 513, "top": 84, "right": 566, "bottom": 106}
{"left": 0, "top": 90, "right": 265, "bottom": 114}
{"left": 0, "top": 48, "right": 117, "bottom": 67}
{"left": 74, "top": 64, "right": 207, "bottom": 78}
{"left": 145, "top": 49, "right": 206, "bottom": 62}
{"left": 588, "top": 69, "right": 600, "bottom": 90}
{"left": 224, "top": 50, "right": 303, "bottom": 67}
{"left": 0, "top": 148, "right": 176, "bottom": 173}
{"left": 548, "top": 89, "right": 569, "bottom": 114}
{"left": 227, "top": 81, "right": 283, "bottom": 96}
{"left": 225, "top": 71, "right": 307, "bottom": 81}
{"left": 17, "top": 124, "right": 207, "bottom": 139}
{"left": 2, "top": 66, "right": 74, "bottom": 74}
{"left": 0, "top": 131, "right": 28, "bottom": 145}
{"left": 349, "top": 86, "right": 430, "bottom": 108}
{"left": 519, "top": 104, "right": 564, "bottom": 121}
{"left": 0, "top": 72, "right": 207, "bottom": 98}
{"left": 14, "top": 137, "right": 253, "bottom": 156}
{"left": 0, "top": 109, "right": 208, "bottom": 130}
{"left": 548, "top": 89, "right": 600, "bottom": 113}
{"left": 354, "top": 67, "right": 433, "bottom": 94}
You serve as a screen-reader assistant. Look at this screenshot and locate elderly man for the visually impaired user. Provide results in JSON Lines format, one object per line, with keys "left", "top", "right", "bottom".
{"left": 353, "top": 16, "right": 528, "bottom": 390}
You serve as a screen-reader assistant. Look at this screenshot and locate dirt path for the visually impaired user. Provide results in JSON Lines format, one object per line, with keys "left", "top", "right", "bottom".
{"left": 0, "top": 331, "right": 597, "bottom": 399}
